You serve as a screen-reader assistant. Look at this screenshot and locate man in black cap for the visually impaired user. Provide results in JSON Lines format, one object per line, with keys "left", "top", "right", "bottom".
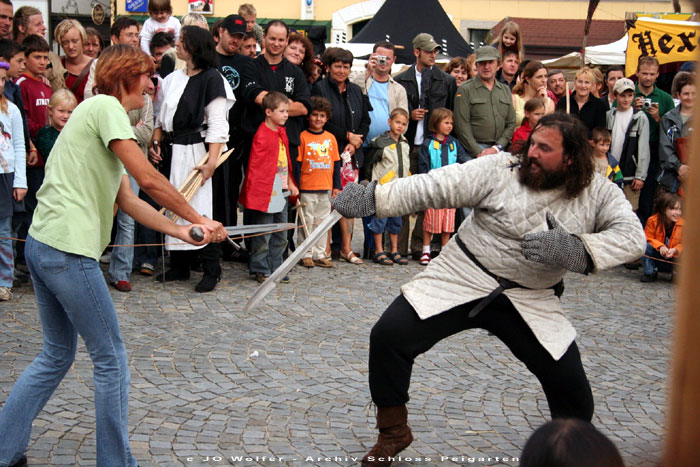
{"left": 394, "top": 32, "right": 457, "bottom": 260}
{"left": 213, "top": 14, "right": 251, "bottom": 258}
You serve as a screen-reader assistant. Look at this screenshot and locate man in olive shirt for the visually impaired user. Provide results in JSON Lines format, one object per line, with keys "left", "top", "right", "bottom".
{"left": 454, "top": 46, "right": 515, "bottom": 158}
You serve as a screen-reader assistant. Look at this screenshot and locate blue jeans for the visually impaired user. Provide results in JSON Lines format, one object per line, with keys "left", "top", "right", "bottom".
{"left": 133, "top": 188, "right": 160, "bottom": 268}
{"left": 641, "top": 243, "right": 674, "bottom": 276}
{"left": 0, "top": 216, "right": 12, "bottom": 288}
{"left": 368, "top": 215, "right": 402, "bottom": 235}
{"left": 109, "top": 174, "right": 139, "bottom": 282}
{"left": 0, "top": 235, "right": 136, "bottom": 467}
{"left": 246, "top": 204, "right": 288, "bottom": 276}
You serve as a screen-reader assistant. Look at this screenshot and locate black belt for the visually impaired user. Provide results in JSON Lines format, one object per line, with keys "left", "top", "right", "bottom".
{"left": 163, "top": 125, "right": 207, "bottom": 146}
{"left": 455, "top": 235, "right": 563, "bottom": 318}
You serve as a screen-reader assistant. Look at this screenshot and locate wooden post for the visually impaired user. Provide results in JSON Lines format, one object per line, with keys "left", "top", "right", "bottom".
{"left": 662, "top": 1, "right": 700, "bottom": 460}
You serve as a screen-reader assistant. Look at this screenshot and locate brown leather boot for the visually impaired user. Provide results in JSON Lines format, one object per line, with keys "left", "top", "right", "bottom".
{"left": 362, "top": 405, "right": 413, "bottom": 466}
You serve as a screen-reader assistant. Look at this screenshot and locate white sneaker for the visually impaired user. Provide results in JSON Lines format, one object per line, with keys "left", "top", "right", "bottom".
{"left": 99, "top": 251, "right": 111, "bottom": 264}
{"left": 0, "top": 287, "right": 12, "bottom": 301}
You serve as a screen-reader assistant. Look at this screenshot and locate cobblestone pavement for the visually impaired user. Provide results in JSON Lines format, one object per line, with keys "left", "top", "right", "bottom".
{"left": 0, "top": 230, "right": 673, "bottom": 466}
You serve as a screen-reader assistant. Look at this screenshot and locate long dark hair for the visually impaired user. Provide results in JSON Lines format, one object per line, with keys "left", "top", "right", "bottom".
{"left": 512, "top": 61, "right": 546, "bottom": 96}
{"left": 181, "top": 25, "right": 216, "bottom": 71}
{"left": 287, "top": 33, "right": 315, "bottom": 83}
{"left": 516, "top": 113, "right": 594, "bottom": 199}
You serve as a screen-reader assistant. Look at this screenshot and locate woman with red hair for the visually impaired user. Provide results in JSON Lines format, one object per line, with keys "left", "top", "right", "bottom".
{"left": 0, "top": 44, "right": 226, "bottom": 467}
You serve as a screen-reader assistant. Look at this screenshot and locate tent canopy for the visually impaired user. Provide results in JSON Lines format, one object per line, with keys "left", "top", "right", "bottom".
{"left": 542, "top": 35, "right": 627, "bottom": 73}
{"left": 349, "top": 0, "right": 472, "bottom": 64}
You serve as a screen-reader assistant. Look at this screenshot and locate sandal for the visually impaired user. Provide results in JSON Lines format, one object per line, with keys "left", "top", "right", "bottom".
{"left": 340, "top": 251, "right": 364, "bottom": 264}
{"left": 373, "top": 251, "right": 394, "bottom": 266}
{"left": 389, "top": 252, "right": 408, "bottom": 265}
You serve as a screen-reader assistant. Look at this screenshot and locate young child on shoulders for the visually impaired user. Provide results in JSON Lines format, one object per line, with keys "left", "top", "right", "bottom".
{"left": 296, "top": 96, "right": 341, "bottom": 268}
{"left": 417, "top": 108, "right": 469, "bottom": 266}
{"left": 140, "top": 0, "right": 181, "bottom": 55}
{"left": 239, "top": 91, "right": 299, "bottom": 283}
{"left": 641, "top": 191, "right": 683, "bottom": 282}
{"left": 364, "top": 108, "right": 410, "bottom": 266}
{"left": 0, "top": 61, "right": 27, "bottom": 301}
{"left": 492, "top": 21, "right": 524, "bottom": 62}
{"left": 511, "top": 97, "right": 544, "bottom": 153}
{"left": 590, "top": 127, "right": 623, "bottom": 188}
{"left": 35, "top": 89, "right": 77, "bottom": 164}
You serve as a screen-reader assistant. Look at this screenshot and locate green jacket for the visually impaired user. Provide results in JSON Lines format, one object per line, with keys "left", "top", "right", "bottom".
{"left": 365, "top": 132, "right": 411, "bottom": 183}
{"left": 454, "top": 78, "right": 515, "bottom": 156}
{"left": 634, "top": 84, "right": 674, "bottom": 142}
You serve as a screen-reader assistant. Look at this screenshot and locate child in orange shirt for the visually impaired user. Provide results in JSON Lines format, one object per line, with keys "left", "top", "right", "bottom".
{"left": 641, "top": 191, "right": 683, "bottom": 282}
{"left": 296, "top": 96, "right": 341, "bottom": 268}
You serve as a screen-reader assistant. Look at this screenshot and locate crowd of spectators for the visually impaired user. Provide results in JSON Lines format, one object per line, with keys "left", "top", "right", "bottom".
{"left": 0, "top": 0, "right": 689, "bottom": 302}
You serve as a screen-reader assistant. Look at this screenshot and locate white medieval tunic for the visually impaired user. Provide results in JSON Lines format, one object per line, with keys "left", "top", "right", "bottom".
{"left": 158, "top": 68, "right": 234, "bottom": 251}
{"left": 375, "top": 152, "right": 646, "bottom": 360}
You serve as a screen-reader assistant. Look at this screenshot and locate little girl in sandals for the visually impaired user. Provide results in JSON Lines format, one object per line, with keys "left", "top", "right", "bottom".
{"left": 417, "top": 108, "right": 469, "bottom": 265}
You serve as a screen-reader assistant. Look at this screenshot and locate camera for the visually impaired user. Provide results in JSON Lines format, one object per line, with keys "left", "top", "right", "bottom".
{"left": 376, "top": 55, "right": 387, "bottom": 65}
{"left": 642, "top": 98, "right": 653, "bottom": 109}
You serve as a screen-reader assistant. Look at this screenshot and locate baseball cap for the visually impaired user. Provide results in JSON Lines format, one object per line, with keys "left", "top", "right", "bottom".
{"left": 413, "top": 33, "right": 441, "bottom": 52}
{"left": 475, "top": 46, "right": 499, "bottom": 63}
{"left": 220, "top": 14, "right": 247, "bottom": 36}
{"left": 613, "top": 77, "right": 635, "bottom": 94}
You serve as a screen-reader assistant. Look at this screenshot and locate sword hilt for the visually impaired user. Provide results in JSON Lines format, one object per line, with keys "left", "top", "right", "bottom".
{"left": 190, "top": 226, "right": 204, "bottom": 242}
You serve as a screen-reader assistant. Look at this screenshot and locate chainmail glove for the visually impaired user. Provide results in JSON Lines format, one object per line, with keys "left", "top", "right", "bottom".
{"left": 521, "top": 212, "right": 593, "bottom": 274}
{"left": 332, "top": 181, "right": 377, "bottom": 218}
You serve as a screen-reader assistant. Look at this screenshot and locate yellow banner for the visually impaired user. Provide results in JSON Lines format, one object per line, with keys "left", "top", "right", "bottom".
{"left": 626, "top": 19, "right": 700, "bottom": 76}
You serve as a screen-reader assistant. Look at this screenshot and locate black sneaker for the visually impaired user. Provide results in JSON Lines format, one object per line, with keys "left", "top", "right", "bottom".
{"left": 225, "top": 248, "right": 250, "bottom": 263}
{"left": 640, "top": 272, "right": 658, "bottom": 283}
{"left": 155, "top": 269, "right": 190, "bottom": 282}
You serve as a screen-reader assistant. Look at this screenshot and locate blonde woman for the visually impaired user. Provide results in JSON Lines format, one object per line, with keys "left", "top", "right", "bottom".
{"left": 54, "top": 19, "right": 93, "bottom": 102}
{"left": 555, "top": 67, "right": 609, "bottom": 135}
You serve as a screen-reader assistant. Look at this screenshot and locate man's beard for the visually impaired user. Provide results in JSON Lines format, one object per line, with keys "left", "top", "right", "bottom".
{"left": 518, "top": 155, "right": 567, "bottom": 191}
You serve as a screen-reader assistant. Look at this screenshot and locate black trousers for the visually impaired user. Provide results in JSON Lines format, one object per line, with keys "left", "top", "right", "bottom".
{"left": 169, "top": 243, "right": 221, "bottom": 277}
{"left": 369, "top": 294, "right": 594, "bottom": 421}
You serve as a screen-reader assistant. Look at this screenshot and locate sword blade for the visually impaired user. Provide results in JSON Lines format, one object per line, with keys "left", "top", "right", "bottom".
{"left": 244, "top": 210, "right": 342, "bottom": 313}
{"left": 225, "top": 223, "right": 296, "bottom": 237}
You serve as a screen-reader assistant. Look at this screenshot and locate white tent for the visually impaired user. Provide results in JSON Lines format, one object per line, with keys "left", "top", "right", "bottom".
{"left": 542, "top": 35, "right": 627, "bottom": 69}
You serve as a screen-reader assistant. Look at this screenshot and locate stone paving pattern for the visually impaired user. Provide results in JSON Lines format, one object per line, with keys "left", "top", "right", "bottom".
{"left": 0, "top": 231, "right": 673, "bottom": 466}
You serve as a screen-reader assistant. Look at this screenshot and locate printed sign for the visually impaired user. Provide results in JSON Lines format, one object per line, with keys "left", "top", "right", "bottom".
{"left": 188, "top": 0, "right": 214, "bottom": 15}
{"left": 52, "top": 0, "right": 110, "bottom": 15}
{"left": 301, "top": 0, "right": 314, "bottom": 20}
{"left": 626, "top": 18, "right": 700, "bottom": 76}
{"left": 126, "top": 0, "right": 148, "bottom": 13}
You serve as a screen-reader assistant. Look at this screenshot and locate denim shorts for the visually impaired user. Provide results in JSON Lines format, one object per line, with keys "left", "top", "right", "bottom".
{"left": 368, "top": 215, "right": 402, "bottom": 234}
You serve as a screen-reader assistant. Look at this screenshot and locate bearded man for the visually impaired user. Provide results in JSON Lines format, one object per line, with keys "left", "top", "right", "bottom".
{"left": 332, "top": 113, "right": 646, "bottom": 466}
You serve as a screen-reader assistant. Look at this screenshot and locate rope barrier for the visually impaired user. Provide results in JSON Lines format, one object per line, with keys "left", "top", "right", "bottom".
{"left": 0, "top": 231, "right": 678, "bottom": 265}
{"left": 0, "top": 225, "right": 304, "bottom": 248}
